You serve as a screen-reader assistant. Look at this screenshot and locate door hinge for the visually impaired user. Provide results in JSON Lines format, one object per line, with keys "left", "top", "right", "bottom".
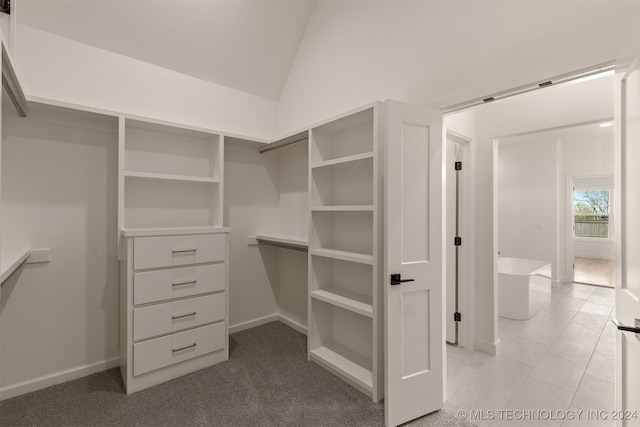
{"left": 454, "top": 312, "right": 461, "bottom": 322}
{"left": 454, "top": 236, "right": 462, "bottom": 246}
{"left": 455, "top": 161, "right": 462, "bottom": 171}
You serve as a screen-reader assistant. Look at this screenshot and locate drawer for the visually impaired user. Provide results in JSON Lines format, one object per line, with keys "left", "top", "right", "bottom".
{"left": 134, "top": 263, "right": 226, "bottom": 305}
{"left": 134, "top": 234, "right": 226, "bottom": 270}
{"left": 134, "top": 293, "right": 226, "bottom": 341}
{"left": 133, "top": 322, "right": 226, "bottom": 376}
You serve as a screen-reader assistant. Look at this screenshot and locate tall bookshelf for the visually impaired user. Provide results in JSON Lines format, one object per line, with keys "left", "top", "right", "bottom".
{"left": 118, "top": 117, "right": 224, "bottom": 237}
{"left": 307, "top": 104, "right": 383, "bottom": 401}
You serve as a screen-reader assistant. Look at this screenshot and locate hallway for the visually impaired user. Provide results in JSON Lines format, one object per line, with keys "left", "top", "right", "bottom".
{"left": 445, "top": 283, "right": 615, "bottom": 426}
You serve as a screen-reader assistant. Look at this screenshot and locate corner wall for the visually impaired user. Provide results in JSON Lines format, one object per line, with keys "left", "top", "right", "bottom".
{"left": 15, "top": 25, "right": 278, "bottom": 141}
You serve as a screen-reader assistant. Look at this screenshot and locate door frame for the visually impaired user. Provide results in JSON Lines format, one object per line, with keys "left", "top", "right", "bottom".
{"left": 445, "top": 130, "right": 472, "bottom": 348}
{"left": 566, "top": 170, "right": 615, "bottom": 286}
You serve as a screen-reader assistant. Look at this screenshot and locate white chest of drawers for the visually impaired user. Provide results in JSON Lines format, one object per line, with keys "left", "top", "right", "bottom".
{"left": 119, "top": 227, "right": 230, "bottom": 394}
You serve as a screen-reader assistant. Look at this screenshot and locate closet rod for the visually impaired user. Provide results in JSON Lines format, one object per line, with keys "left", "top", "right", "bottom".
{"left": 256, "top": 239, "right": 308, "bottom": 252}
{"left": 259, "top": 131, "right": 308, "bottom": 154}
{"left": 2, "top": 46, "right": 27, "bottom": 118}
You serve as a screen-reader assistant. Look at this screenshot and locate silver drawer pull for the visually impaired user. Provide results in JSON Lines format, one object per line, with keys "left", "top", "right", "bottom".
{"left": 172, "top": 249, "right": 197, "bottom": 254}
{"left": 172, "top": 280, "right": 197, "bottom": 287}
{"left": 172, "top": 343, "right": 196, "bottom": 353}
{"left": 172, "top": 312, "right": 196, "bottom": 320}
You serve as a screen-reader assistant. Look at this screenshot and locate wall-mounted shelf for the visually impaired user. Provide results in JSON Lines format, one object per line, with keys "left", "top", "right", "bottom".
{"left": 255, "top": 233, "right": 308, "bottom": 251}
{"left": 310, "top": 152, "right": 374, "bottom": 170}
{"left": 1, "top": 247, "right": 31, "bottom": 284}
{"left": 124, "top": 171, "right": 221, "bottom": 184}
{"left": 311, "top": 205, "right": 374, "bottom": 212}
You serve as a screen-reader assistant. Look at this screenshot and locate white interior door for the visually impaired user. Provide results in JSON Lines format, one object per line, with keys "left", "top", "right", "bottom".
{"left": 614, "top": 56, "right": 640, "bottom": 426}
{"left": 385, "top": 100, "right": 443, "bottom": 426}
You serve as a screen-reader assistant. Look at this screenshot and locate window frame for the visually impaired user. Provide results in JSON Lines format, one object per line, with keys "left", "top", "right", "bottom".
{"left": 573, "top": 187, "right": 613, "bottom": 241}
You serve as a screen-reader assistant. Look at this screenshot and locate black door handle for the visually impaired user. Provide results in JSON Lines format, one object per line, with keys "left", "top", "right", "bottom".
{"left": 390, "top": 274, "right": 415, "bottom": 286}
{"left": 612, "top": 318, "right": 640, "bottom": 334}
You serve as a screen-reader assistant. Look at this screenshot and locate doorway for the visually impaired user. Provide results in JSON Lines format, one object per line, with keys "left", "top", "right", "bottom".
{"left": 570, "top": 173, "right": 615, "bottom": 288}
{"left": 443, "top": 67, "right": 618, "bottom": 420}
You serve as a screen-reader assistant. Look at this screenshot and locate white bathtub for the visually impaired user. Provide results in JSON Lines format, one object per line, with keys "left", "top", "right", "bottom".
{"left": 498, "top": 257, "right": 551, "bottom": 320}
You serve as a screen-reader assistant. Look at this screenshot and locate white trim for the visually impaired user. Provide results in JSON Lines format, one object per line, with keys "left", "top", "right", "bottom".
{"left": 277, "top": 314, "right": 308, "bottom": 336}
{"left": 474, "top": 338, "right": 498, "bottom": 356}
{"left": 228, "top": 313, "right": 278, "bottom": 334}
{"left": 229, "top": 313, "right": 308, "bottom": 336}
{"left": 0, "top": 357, "right": 120, "bottom": 401}
{"left": 444, "top": 129, "right": 473, "bottom": 349}
{"left": 24, "top": 95, "right": 270, "bottom": 144}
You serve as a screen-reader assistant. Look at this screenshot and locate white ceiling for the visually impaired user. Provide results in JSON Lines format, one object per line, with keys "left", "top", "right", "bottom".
{"left": 17, "top": 0, "right": 317, "bottom": 100}
{"left": 500, "top": 120, "right": 614, "bottom": 146}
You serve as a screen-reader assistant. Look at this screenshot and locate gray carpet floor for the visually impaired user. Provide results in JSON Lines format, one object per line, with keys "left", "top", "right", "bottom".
{"left": 0, "top": 322, "right": 472, "bottom": 427}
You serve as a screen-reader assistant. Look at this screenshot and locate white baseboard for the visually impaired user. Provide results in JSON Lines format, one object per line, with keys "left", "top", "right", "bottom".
{"left": 228, "top": 313, "right": 279, "bottom": 335}
{"left": 229, "top": 313, "right": 308, "bottom": 336}
{"left": 277, "top": 313, "right": 307, "bottom": 336}
{"left": 3, "top": 315, "right": 306, "bottom": 401}
{"left": 475, "top": 337, "right": 498, "bottom": 355}
{"left": 0, "top": 356, "right": 120, "bottom": 401}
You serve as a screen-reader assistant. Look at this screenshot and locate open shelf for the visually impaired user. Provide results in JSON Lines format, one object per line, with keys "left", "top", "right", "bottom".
{"left": 1, "top": 247, "right": 31, "bottom": 284}
{"left": 119, "top": 117, "right": 224, "bottom": 234}
{"left": 310, "top": 255, "right": 373, "bottom": 316}
{"left": 310, "top": 344, "right": 373, "bottom": 391}
{"left": 310, "top": 158, "right": 373, "bottom": 207}
{"left": 310, "top": 299, "right": 374, "bottom": 392}
{"left": 124, "top": 171, "right": 221, "bottom": 184}
{"left": 310, "top": 152, "right": 374, "bottom": 170}
{"left": 310, "top": 108, "right": 374, "bottom": 164}
{"left": 310, "top": 248, "right": 373, "bottom": 265}
{"left": 124, "top": 177, "right": 219, "bottom": 229}
{"left": 311, "top": 288, "right": 373, "bottom": 317}
{"left": 124, "top": 119, "right": 221, "bottom": 180}
{"left": 310, "top": 211, "right": 373, "bottom": 256}
{"left": 255, "top": 233, "right": 308, "bottom": 251}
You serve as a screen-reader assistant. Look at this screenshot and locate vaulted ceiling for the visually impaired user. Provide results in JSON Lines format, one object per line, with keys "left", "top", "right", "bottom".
{"left": 16, "top": 0, "right": 639, "bottom": 112}
{"left": 17, "top": 0, "right": 316, "bottom": 100}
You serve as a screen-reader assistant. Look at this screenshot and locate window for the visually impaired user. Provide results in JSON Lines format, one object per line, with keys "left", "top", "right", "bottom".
{"left": 574, "top": 189, "right": 610, "bottom": 238}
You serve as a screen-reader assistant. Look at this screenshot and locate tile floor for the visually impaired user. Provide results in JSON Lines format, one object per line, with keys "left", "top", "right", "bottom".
{"left": 445, "top": 282, "right": 616, "bottom": 426}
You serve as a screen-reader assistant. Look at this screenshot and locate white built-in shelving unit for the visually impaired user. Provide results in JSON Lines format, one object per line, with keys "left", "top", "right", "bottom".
{"left": 118, "top": 117, "right": 224, "bottom": 234}
{"left": 307, "top": 104, "right": 383, "bottom": 401}
{"left": 117, "top": 117, "right": 229, "bottom": 394}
